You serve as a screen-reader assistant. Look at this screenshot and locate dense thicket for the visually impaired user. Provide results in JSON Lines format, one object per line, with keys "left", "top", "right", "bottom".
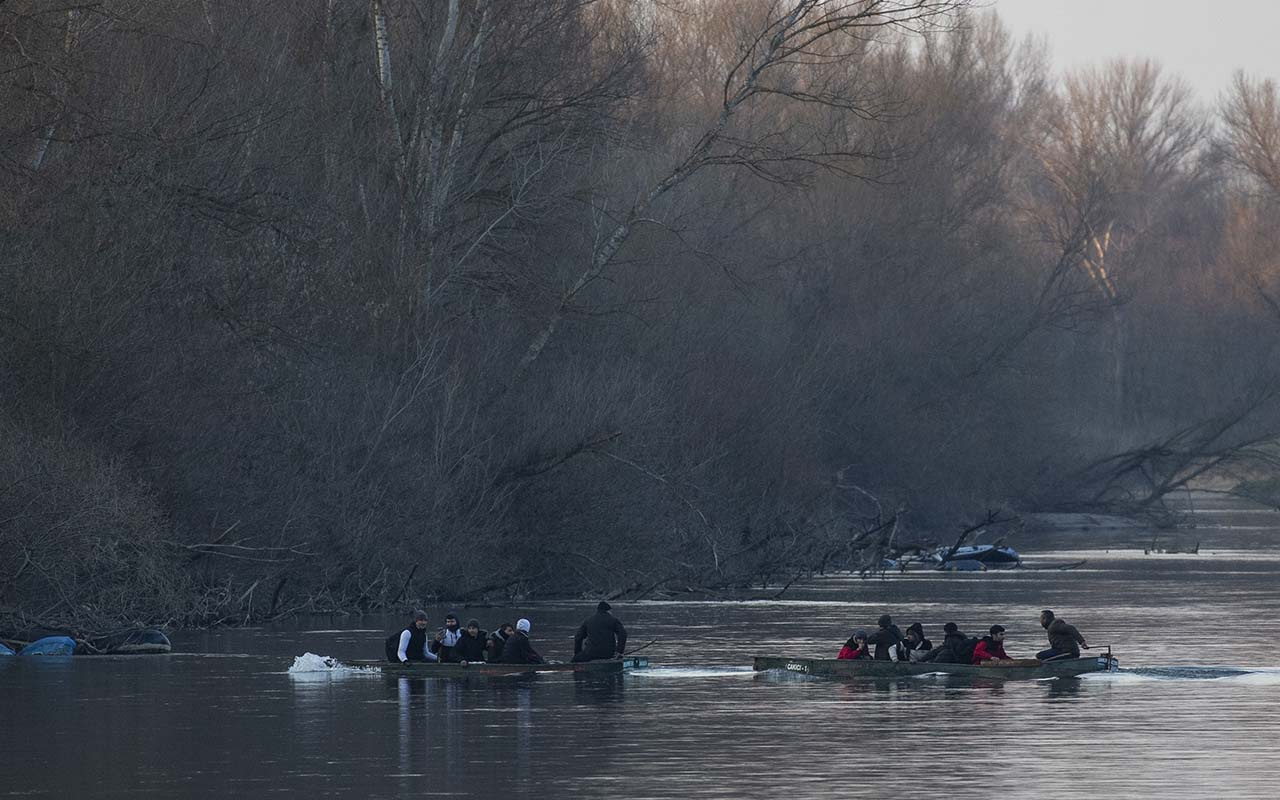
{"left": 4, "top": 1, "right": 1280, "bottom": 629}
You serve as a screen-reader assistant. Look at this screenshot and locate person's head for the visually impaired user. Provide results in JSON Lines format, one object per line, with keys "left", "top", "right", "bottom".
{"left": 516, "top": 618, "right": 531, "bottom": 635}
{"left": 597, "top": 600, "right": 612, "bottom": 613}
{"left": 499, "top": 622, "right": 515, "bottom": 637}
{"left": 906, "top": 629, "right": 921, "bottom": 644}
{"left": 877, "top": 614, "right": 892, "bottom": 629}
{"left": 849, "top": 630, "right": 868, "bottom": 647}
{"left": 466, "top": 619, "right": 481, "bottom": 637}
{"left": 943, "top": 622, "right": 958, "bottom": 635}
{"left": 1040, "top": 610, "right": 1055, "bottom": 628}
{"left": 444, "top": 613, "right": 459, "bottom": 631}
{"left": 990, "top": 624, "right": 1006, "bottom": 642}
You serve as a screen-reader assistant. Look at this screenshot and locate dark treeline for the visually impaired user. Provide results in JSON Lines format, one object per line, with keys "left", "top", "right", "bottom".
{"left": 4, "top": 1, "right": 1280, "bottom": 630}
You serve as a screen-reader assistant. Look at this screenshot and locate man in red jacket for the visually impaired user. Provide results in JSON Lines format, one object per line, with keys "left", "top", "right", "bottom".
{"left": 971, "top": 625, "right": 1013, "bottom": 663}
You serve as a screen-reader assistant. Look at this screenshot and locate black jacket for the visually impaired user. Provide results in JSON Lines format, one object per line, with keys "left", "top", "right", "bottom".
{"left": 921, "top": 630, "right": 967, "bottom": 663}
{"left": 495, "top": 631, "right": 544, "bottom": 664}
{"left": 574, "top": 611, "right": 628, "bottom": 660}
{"left": 487, "top": 631, "right": 508, "bottom": 662}
{"left": 455, "top": 630, "right": 488, "bottom": 662}
{"left": 1045, "top": 618, "right": 1085, "bottom": 657}
{"left": 866, "top": 624, "right": 904, "bottom": 660}
{"left": 384, "top": 626, "right": 430, "bottom": 662}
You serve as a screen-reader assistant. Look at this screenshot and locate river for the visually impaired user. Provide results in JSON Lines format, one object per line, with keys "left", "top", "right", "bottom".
{"left": 4, "top": 493, "right": 1280, "bottom": 798}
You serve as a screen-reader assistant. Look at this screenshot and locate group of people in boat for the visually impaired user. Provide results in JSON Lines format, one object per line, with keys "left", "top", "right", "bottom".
{"left": 384, "top": 601, "right": 628, "bottom": 665}
{"left": 837, "top": 610, "right": 1089, "bottom": 664}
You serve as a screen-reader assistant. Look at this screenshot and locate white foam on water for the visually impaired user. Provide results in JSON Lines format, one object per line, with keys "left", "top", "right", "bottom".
{"left": 286, "top": 652, "right": 377, "bottom": 676}
{"left": 1081, "top": 667, "right": 1280, "bottom": 684}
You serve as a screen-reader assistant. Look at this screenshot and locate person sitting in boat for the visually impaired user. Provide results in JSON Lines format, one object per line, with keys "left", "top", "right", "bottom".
{"left": 455, "top": 619, "right": 489, "bottom": 663}
{"left": 385, "top": 610, "right": 440, "bottom": 663}
{"left": 902, "top": 622, "right": 933, "bottom": 662}
{"left": 1036, "top": 610, "right": 1089, "bottom": 661}
{"left": 837, "top": 630, "right": 870, "bottom": 660}
{"left": 865, "top": 614, "right": 904, "bottom": 660}
{"left": 495, "top": 618, "right": 544, "bottom": 664}
{"left": 430, "top": 613, "right": 466, "bottom": 662}
{"left": 918, "top": 622, "right": 968, "bottom": 663}
{"left": 971, "top": 624, "right": 1013, "bottom": 663}
{"left": 572, "top": 601, "right": 628, "bottom": 662}
{"left": 487, "top": 622, "right": 515, "bottom": 662}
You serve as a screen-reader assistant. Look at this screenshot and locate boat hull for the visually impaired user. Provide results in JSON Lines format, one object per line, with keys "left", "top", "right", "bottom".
{"left": 345, "top": 656, "right": 649, "bottom": 676}
{"left": 753, "top": 655, "right": 1117, "bottom": 679}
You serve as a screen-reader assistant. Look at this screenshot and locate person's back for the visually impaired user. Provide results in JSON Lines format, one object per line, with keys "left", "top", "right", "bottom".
{"left": 1039, "top": 610, "right": 1088, "bottom": 660}
{"left": 920, "top": 623, "right": 966, "bottom": 663}
{"left": 573, "top": 602, "right": 627, "bottom": 662}
{"left": 866, "top": 614, "right": 904, "bottom": 660}
{"left": 496, "top": 619, "right": 544, "bottom": 664}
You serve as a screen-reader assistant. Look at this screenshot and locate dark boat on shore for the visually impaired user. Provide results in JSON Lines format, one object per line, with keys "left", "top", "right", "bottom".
{"left": 753, "top": 653, "right": 1118, "bottom": 680}
{"left": 344, "top": 656, "right": 650, "bottom": 677}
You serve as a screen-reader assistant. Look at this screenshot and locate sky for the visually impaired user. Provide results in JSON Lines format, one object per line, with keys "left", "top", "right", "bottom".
{"left": 992, "top": 0, "right": 1279, "bottom": 102}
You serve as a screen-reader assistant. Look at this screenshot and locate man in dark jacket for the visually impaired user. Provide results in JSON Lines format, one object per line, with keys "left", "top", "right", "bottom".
{"left": 572, "top": 601, "right": 628, "bottom": 662}
{"left": 431, "top": 613, "right": 465, "bottom": 662}
{"left": 487, "top": 622, "right": 515, "bottom": 662}
{"left": 865, "top": 614, "right": 904, "bottom": 660}
{"left": 1037, "top": 610, "right": 1089, "bottom": 660}
{"left": 496, "top": 618, "right": 544, "bottom": 664}
{"left": 455, "top": 618, "right": 488, "bottom": 662}
{"left": 902, "top": 622, "right": 933, "bottom": 661}
{"left": 920, "top": 621, "right": 967, "bottom": 663}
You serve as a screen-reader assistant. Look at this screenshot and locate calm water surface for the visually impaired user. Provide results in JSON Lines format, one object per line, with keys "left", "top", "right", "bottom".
{"left": 5, "top": 494, "right": 1280, "bottom": 798}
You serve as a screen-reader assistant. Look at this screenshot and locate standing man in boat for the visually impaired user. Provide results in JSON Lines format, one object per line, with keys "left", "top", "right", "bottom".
{"left": 572, "top": 601, "right": 628, "bottom": 662}
{"left": 385, "top": 610, "right": 441, "bottom": 663}
{"left": 971, "top": 624, "right": 1013, "bottom": 663}
{"left": 1037, "top": 610, "right": 1089, "bottom": 661}
{"left": 496, "top": 618, "right": 545, "bottom": 664}
{"left": 865, "top": 614, "right": 904, "bottom": 660}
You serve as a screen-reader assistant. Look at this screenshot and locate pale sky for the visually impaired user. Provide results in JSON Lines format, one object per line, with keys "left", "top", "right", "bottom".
{"left": 992, "top": 0, "right": 1279, "bottom": 102}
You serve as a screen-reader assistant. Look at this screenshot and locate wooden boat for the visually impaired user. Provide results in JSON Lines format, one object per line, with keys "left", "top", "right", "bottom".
{"left": 753, "top": 653, "right": 1118, "bottom": 680}
{"left": 344, "top": 656, "right": 649, "bottom": 677}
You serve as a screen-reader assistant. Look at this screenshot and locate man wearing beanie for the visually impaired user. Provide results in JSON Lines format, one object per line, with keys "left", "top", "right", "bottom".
{"left": 384, "top": 610, "right": 440, "bottom": 663}
{"left": 495, "top": 618, "right": 544, "bottom": 664}
{"left": 572, "top": 601, "right": 629, "bottom": 662}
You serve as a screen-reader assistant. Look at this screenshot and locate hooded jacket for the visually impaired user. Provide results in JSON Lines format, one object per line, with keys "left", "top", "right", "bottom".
{"left": 455, "top": 629, "right": 488, "bottom": 662}
{"left": 1045, "top": 618, "right": 1086, "bottom": 657}
{"left": 495, "top": 631, "right": 544, "bottom": 664}
{"left": 865, "top": 624, "right": 904, "bottom": 660}
{"left": 574, "top": 610, "right": 628, "bottom": 660}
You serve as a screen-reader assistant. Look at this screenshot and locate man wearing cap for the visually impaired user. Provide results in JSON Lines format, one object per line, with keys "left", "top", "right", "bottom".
{"left": 384, "top": 610, "right": 441, "bottom": 663}
{"left": 455, "top": 618, "right": 488, "bottom": 663}
{"left": 495, "top": 618, "right": 544, "bottom": 664}
{"left": 971, "top": 625, "right": 1013, "bottom": 663}
{"left": 572, "top": 601, "right": 628, "bottom": 662}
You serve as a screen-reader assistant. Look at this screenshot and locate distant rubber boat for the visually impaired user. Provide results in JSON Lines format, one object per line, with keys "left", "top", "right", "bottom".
{"left": 938, "top": 544, "right": 1021, "bottom": 566}
{"left": 0, "top": 628, "right": 171, "bottom": 656}
{"left": 0, "top": 642, "right": 15, "bottom": 656}
{"left": 345, "top": 656, "right": 650, "bottom": 676}
{"left": 753, "top": 653, "right": 1118, "bottom": 679}
{"left": 18, "top": 636, "right": 76, "bottom": 656}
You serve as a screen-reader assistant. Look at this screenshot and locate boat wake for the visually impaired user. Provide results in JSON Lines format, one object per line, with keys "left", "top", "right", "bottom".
{"left": 1081, "top": 666, "right": 1280, "bottom": 684}
{"left": 286, "top": 652, "right": 378, "bottom": 678}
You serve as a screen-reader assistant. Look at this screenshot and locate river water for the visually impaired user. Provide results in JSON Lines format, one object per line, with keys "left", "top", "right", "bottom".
{"left": 5, "top": 494, "right": 1280, "bottom": 798}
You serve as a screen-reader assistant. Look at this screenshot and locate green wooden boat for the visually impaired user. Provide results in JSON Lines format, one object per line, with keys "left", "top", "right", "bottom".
{"left": 345, "top": 656, "right": 649, "bottom": 676}
{"left": 753, "top": 653, "right": 1118, "bottom": 680}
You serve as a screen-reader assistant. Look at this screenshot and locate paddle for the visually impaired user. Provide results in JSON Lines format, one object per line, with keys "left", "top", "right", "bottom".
{"left": 622, "top": 639, "right": 657, "bottom": 656}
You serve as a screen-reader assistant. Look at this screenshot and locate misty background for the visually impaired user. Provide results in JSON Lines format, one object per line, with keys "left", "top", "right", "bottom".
{"left": 3, "top": 0, "right": 1280, "bottom": 632}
